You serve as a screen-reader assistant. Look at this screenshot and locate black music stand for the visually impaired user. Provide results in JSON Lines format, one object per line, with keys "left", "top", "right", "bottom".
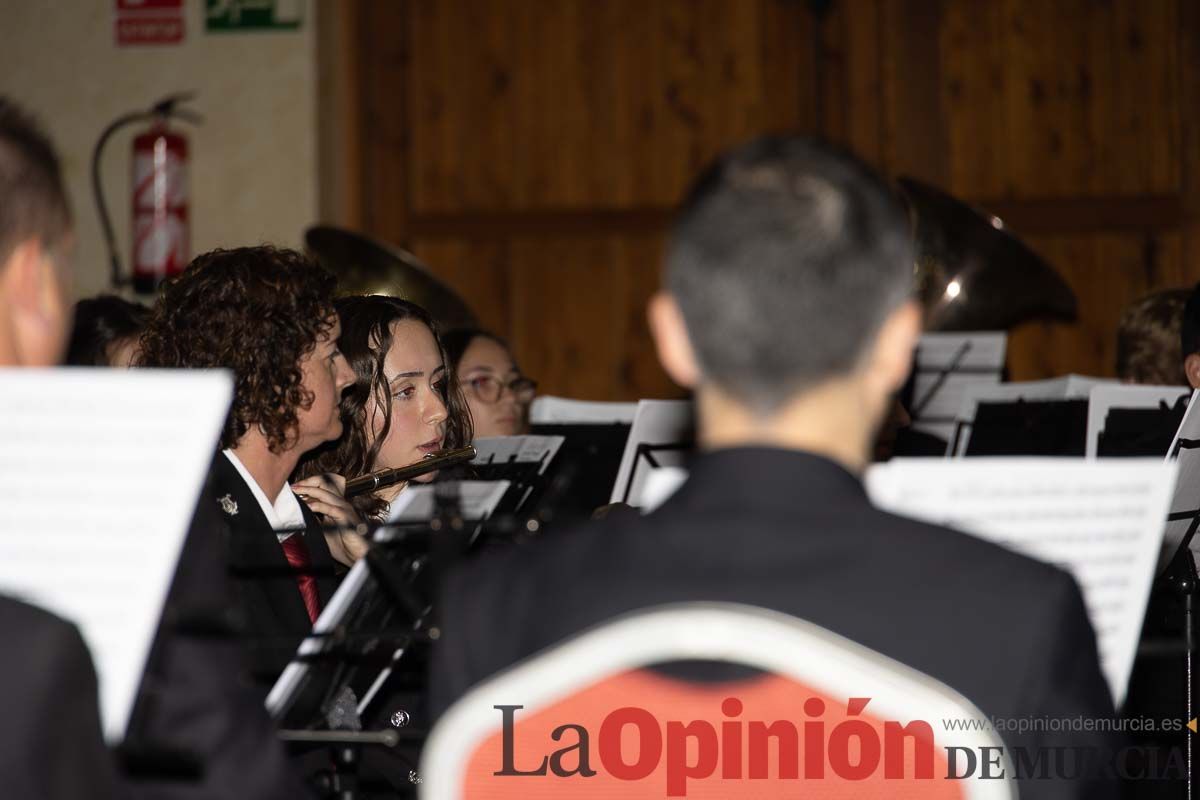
{"left": 268, "top": 487, "right": 481, "bottom": 799}
{"left": 618, "top": 441, "right": 693, "bottom": 506}
{"left": 1127, "top": 434, "right": 1200, "bottom": 798}
{"left": 530, "top": 422, "right": 632, "bottom": 520}
{"left": 1097, "top": 399, "right": 1190, "bottom": 458}
{"left": 956, "top": 398, "right": 1089, "bottom": 456}
{"left": 470, "top": 444, "right": 559, "bottom": 520}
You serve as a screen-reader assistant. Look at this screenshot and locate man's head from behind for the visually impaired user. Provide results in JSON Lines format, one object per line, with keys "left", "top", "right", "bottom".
{"left": 0, "top": 97, "right": 72, "bottom": 366}
{"left": 1180, "top": 285, "right": 1200, "bottom": 389}
{"left": 649, "top": 136, "right": 919, "bottom": 465}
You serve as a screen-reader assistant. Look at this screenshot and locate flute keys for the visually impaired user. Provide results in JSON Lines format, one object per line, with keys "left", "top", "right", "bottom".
{"left": 391, "top": 709, "right": 411, "bottom": 728}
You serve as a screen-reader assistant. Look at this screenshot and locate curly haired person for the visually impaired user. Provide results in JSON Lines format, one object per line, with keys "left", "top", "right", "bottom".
{"left": 139, "top": 245, "right": 356, "bottom": 687}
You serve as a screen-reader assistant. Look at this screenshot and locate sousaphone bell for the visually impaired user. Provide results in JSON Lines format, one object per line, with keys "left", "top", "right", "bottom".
{"left": 305, "top": 225, "right": 478, "bottom": 331}
{"left": 897, "top": 178, "right": 1078, "bottom": 331}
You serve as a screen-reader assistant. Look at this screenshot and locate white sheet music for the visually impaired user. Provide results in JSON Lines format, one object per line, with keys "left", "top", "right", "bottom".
{"left": 865, "top": 458, "right": 1176, "bottom": 706}
{"left": 910, "top": 332, "right": 1006, "bottom": 443}
{"left": 385, "top": 480, "right": 512, "bottom": 523}
{"left": 1085, "top": 384, "right": 1191, "bottom": 459}
{"left": 530, "top": 395, "right": 638, "bottom": 424}
{"left": 0, "top": 368, "right": 232, "bottom": 742}
{"left": 472, "top": 435, "right": 565, "bottom": 475}
{"left": 610, "top": 399, "right": 694, "bottom": 505}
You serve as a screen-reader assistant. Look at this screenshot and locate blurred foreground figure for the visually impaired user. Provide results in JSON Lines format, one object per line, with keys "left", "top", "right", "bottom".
{"left": 432, "top": 136, "right": 1118, "bottom": 798}
{"left": 0, "top": 97, "right": 123, "bottom": 799}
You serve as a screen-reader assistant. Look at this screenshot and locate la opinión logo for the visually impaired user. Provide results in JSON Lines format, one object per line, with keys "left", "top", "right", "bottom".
{"left": 489, "top": 698, "right": 1181, "bottom": 795}
{"left": 494, "top": 696, "right": 939, "bottom": 796}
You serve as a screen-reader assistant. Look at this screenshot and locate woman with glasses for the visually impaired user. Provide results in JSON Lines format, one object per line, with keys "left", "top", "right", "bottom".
{"left": 296, "top": 295, "right": 474, "bottom": 528}
{"left": 443, "top": 328, "right": 537, "bottom": 438}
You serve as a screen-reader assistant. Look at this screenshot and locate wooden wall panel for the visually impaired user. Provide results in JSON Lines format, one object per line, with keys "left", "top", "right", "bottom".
{"left": 411, "top": 234, "right": 675, "bottom": 400}
{"left": 341, "top": 0, "right": 1200, "bottom": 401}
{"left": 389, "top": 0, "right": 810, "bottom": 400}
{"left": 406, "top": 0, "right": 809, "bottom": 215}
{"left": 1008, "top": 231, "right": 1186, "bottom": 380}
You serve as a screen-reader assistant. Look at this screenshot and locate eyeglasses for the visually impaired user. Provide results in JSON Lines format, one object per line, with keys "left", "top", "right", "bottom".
{"left": 464, "top": 374, "right": 537, "bottom": 404}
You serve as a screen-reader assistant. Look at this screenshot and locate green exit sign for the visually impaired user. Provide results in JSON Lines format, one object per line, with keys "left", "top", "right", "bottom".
{"left": 206, "top": 0, "right": 304, "bottom": 32}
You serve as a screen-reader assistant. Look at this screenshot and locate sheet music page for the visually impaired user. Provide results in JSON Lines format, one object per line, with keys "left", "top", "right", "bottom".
{"left": 1085, "top": 384, "right": 1192, "bottom": 459}
{"left": 530, "top": 395, "right": 638, "bottom": 424}
{"left": 865, "top": 458, "right": 1176, "bottom": 706}
{"left": 610, "top": 399, "right": 694, "bottom": 504}
{"left": 472, "top": 435, "right": 566, "bottom": 475}
{"left": 1162, "top": 389, "right": 1200, "bottom": 564}
{"left": 1065, "top": 375, "right": 1118, "bottom": 396}
{"left": 0, "top": 368, "right": 232, "bottom": 742}
{"left": 385, "top": 480, "right": 512, "bottom": 523}
{"left": 911, "top": 333, "right": 1006, "bottom": 442}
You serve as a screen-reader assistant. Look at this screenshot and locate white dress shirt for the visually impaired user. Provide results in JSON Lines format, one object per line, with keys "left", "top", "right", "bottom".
{"left": 222, "top": 450, "right": 306, "bottom": 541}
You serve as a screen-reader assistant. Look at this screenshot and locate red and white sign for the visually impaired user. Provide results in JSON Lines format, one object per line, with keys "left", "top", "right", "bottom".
{"left": 115, "top": 0, "right": 184, "bottom": 47}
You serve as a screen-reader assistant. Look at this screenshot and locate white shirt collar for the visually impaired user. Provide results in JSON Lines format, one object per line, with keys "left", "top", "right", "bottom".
{"left": 222, "top": 449, "right": 306, "bottom": 540}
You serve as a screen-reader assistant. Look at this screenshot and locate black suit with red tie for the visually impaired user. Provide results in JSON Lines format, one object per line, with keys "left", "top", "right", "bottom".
{"left": 207, "top": 453, "right": 341, "bottom": 689}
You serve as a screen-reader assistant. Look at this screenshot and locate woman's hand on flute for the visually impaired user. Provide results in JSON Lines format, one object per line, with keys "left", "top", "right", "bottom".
{"left": 294, "top": 473, "right": 370, "bottom": 566}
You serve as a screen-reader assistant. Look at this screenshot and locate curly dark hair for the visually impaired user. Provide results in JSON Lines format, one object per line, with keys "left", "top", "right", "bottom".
{"left": 137, "top": 246, "right": 338, "bottom": 452}
{"left": 297, "top": 295, "right": 473, "bottom": 520}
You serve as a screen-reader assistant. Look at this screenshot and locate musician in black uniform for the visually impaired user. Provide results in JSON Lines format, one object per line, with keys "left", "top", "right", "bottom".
{"left": 140, "top": 246, "right": 357, "bottom": 688}
{"left": 0, "top": 96, "right": 124, "bottom": 800}
{"left": 431, "top": 136, "right": 1119, "bottom": 798}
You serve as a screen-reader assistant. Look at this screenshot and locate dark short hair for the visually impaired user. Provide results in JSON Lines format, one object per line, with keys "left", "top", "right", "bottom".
{"left": 65, "top": 294, "right": 150, "bottom": 366}
{"left": 442, "top": 328, "right": 517, "bottom": 372}
{"left": 666, "top": 136, "right": 913, "bottom": 412}
{"left": 137, "top": 246, "right": 338, "bottom": 452}
{"left": 1182, "top": 284, "right": 1200, "bottom": 363}
{"left": 297, "top": 295, "right": 474, "bottom": 520}
{"left": 0, "top": 97, "right": 71, "bottom": 265}
{"left": 1117, "top": 288, "right": 1188, "bottom": 385}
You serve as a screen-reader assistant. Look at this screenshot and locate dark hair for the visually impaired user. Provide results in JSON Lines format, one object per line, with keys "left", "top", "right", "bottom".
{"left": 137, "top": 246, "right": 338, "bottom": 452}
{"left": 298, "top": 295, "right": 473, "bottom": 519}
{"left": 442, "top": 328, "right": 517, "bottom": 371}
{"left": 65, "top": 295, "right": 150, "bottom": 366}
{"left": 666, "top": 136, "right": 913, "bottom": 412}
{"left": 1117, "top": 288, "right": 1188, "bottom": 385}
{"left": 1182, "top": 283, "right": 1200, "bottom": 363}
{"left": 0, "top": 98, "right": 71, "bottom": 265}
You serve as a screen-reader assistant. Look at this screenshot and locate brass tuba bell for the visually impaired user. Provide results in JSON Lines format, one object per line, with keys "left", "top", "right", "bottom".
{"left": 304, "top": 225, "right": 478, "bottom": 331}
{"left": 897, "top": 178, "right": 1078, "bottom": 331}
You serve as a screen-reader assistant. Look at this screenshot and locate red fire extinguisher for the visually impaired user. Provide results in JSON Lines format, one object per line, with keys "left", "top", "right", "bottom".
{"left": 131, "top": 117, "right": 189, "bottom": 293}
{"left": 92, "top": 93, "right": 201, "bottom": 295}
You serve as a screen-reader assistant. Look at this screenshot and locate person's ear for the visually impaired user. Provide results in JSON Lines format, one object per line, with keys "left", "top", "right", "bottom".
{"left": 647, "top": 292, "right": 701, "bottom": 390}
{"left": 863, "top": 300, "right": 922, "bottom": 399}
{"left": 1184, "top": 353, "right": 1200, "bottom": 390}
{"left": 4, "top": 240, "right": 69, "bottom": 366}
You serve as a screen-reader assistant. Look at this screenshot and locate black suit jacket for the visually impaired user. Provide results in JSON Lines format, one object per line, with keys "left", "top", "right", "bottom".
{"left": 125, "top": 482, "right": 312, "bottom": 799}
{"left": 208, "top": 453, "right": 340, "bottom": 688}
{"left": 0, "top": 596, "right": 122, "bottom": 799}
{"left": 432, "top": 447, "right": 1119, "bottom": 799}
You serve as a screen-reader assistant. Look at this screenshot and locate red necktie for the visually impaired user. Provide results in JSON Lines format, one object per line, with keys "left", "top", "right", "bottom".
{"left": 279, "top": 534, "right": 321, "bottom": 624}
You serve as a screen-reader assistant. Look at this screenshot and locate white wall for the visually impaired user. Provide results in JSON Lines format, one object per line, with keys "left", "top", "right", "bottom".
{"left": 0, "top": 0, "right": 318, "bottom": 298}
